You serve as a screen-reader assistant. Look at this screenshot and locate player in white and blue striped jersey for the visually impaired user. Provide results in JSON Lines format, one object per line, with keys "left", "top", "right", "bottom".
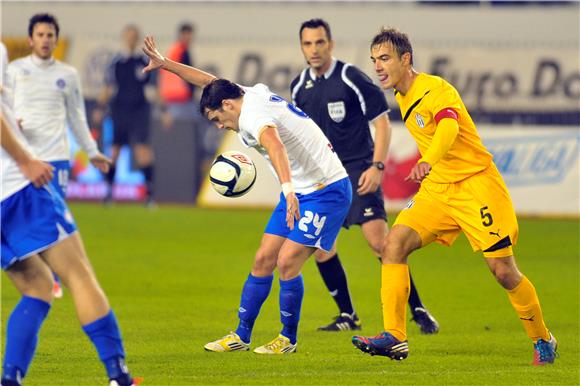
{"left": 143, "top": 35, "right": 352, "bottom": 354}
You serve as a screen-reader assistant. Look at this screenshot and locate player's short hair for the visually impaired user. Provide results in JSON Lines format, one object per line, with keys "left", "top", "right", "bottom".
{"left": 178, "top": 22, "right": 194, "bottom": 34}
{"left": 299, "top": 18, "right": 332, "bottom": 41}
{"left": 371, "top": 27, "right": 413, "bottom": 65}
{"left": 200, "top": 79, "right": 245, "bottom": 115}
{"left": 28, "top": 13, "right": 60, "bottom": 39}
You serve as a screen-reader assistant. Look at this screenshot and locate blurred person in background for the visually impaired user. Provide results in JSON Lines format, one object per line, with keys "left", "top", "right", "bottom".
{"left": 158, "top": 21, "right": 221, "bottom": 196}
{"left": 99, "top": 24, "right": 157, "bottom": 207}
{"left": 352, "top": 27, "right": 557, "bottom": 365}
{"left": 159, "top": 22, "right": 196, "bottom": 126}
{"left": 6, "top": 12, "right": 110, "bottom": 298}
{"left": 292, "top": 18, "right": 439, "bottom": 334}
{"left": 1, "top": 41, "right": 139, "bottom": 386}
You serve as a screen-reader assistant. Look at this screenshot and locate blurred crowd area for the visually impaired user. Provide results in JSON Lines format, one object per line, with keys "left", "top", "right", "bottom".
{"left": 2, "top": 1, "right": 578, "bottom": 205}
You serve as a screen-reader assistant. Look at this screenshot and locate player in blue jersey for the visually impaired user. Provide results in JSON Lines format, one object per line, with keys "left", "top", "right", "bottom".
{"left": 291, "top": 19, "right": 438, "bottom": 333}
{"left": 143, "top": 35, "right": 352, "bottom": 354}
{"left": 1, "top": 42, "right": 138, "bottom": 386}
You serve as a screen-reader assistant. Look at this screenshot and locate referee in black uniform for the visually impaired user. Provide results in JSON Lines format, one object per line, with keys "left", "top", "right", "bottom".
{"left": 100, "top": 24, "right": 156, "bottom": 206}
{"left": 291, "top": 19, "right": 439, "bottom": 333}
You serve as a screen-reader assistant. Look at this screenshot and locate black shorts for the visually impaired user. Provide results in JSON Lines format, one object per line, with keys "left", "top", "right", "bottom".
{"left": 111, "top": 105, "right": 151, "bottom": 146}
{"left": 343, "top": 159, "right": 387, "bottom": 229}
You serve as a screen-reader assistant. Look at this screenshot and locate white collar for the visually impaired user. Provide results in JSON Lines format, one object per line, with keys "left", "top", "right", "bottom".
{"left": 309, "top": 57, "right": 337, "bottom": 80}
{"left": 30, "top": 54, "right": 55, "bottom": 68}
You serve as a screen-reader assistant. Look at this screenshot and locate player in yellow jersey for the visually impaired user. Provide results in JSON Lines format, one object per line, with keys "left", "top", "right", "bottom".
{"left": 352, "top": 28, "right": 557, "bottom": 365}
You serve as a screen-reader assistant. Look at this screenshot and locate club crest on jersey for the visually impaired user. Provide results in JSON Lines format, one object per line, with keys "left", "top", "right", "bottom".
{"left": 415, "top": 113, "right": 425, "bottom": 128}
{"left": 327, "top": 101, "right": 346, "bottom": 123}
{"left": 56, "top": 79, "right": 66, "bottom": 89}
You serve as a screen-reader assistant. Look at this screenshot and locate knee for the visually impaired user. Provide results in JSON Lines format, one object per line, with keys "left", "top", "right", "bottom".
{"left": 277, "top": 254, "right": 299, "bottom": 281}
{"left": 491, "top": 264, "right": 522, "bottom": 289}
{"left": 252, "top": 248, "right": 277, "bottom": 276}
{"left": 20, "top": 272, "right": 54, "bottom": 303}
{"left": 367, "top": 237, "right": 383, "bottom": 257}
{"left": 313, "top": 247, "right": 335, "bottom": 263}
{"left": 382, "top": 234, "right": 408, "bottom": 264}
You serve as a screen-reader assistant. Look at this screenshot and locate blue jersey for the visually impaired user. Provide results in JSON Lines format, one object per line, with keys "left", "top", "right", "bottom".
{"left": 291, "top": 59, "right": 389, "bottom": 164}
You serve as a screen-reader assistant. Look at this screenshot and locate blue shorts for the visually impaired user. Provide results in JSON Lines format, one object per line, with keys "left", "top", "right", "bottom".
{"left": 1, "top": 184, "right": 77, "bottom": 270}
{"left": 49, "top": 160, "right": 71, "bottom": 199}
{"left": 264, "top": 177, "right": 352, "bottom": 252}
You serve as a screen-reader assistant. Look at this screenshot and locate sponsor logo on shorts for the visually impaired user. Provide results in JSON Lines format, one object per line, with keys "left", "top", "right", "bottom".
{"left": 363, "top": 207, "right": 374, "bottom": 217}
{"left": 405, "top": 199, "right": 415, "bottom": 209}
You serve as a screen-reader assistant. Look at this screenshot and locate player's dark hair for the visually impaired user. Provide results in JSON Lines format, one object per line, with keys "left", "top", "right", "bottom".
{"left": 299, "top": 18, "right": 332, "bottom": 41}
{"left": 371, "top": 27, "right": 413, "bottom": 65}
{"left": 178, "top": 22, "right": 194, "bottom": 34}
{"left": 200, "top": 79, "right": 245, "bottom": 115}
{"left": 28, "top": 13, "right": 60, "bottom": 39}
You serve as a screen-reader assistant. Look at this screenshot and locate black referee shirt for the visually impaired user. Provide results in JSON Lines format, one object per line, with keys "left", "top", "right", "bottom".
{"left": 290, "top": 59, "right": 388, "bottom": 163}
{"left": 105, "top": 52, "right": 152, "bottom": 109}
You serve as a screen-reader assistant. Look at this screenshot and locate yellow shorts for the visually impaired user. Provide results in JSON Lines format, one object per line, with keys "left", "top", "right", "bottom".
{"left": 394, "top": 163, "right": 518, "bottom": 258}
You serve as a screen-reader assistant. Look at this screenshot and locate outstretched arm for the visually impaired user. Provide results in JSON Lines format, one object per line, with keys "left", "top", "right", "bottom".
{"left": 142, "top": 35, "right": 216, "bottom": 88}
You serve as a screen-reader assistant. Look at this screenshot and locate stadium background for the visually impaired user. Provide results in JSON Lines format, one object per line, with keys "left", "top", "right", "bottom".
{"left": 2, "top": 1, "right": 578, "bottom": 215}
{"left": 1, "top": 1, "right": 579, "bottom": 385}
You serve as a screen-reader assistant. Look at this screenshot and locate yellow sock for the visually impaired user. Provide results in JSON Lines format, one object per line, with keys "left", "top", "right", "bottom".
{"left": 507, "top": 275, "right": 550, "bottom": 342}
{"left": 381, "top": 264, "right": 410, "bottom": 341}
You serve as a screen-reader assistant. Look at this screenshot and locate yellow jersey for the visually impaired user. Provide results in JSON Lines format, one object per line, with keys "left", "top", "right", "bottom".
{"left": 395, "top": 73, "right": 493, "bottom": 183}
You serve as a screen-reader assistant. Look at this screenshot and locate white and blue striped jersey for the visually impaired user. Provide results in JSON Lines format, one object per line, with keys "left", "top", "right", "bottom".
{"left": 238, "top": 84, "right": 347, "bottom": 195}
{"left": 7, "top": 55, "right": 98, "bottom": 162}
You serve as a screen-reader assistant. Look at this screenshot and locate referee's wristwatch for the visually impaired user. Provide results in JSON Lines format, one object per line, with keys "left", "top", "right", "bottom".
{"left": 372, "top": 161, "right": 385, "bottom": 171}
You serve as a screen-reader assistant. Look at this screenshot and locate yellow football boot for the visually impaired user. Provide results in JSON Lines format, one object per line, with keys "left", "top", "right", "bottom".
{"left": 204, "top": 332, "right": 250, "bottom": 352}
{"left": 253, "top": 335, "right": 297, "bottom": 355}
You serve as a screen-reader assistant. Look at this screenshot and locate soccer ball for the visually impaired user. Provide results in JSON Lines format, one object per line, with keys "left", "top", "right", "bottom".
{"left": 209, "top": 151, "right": 257, "bottom": 197}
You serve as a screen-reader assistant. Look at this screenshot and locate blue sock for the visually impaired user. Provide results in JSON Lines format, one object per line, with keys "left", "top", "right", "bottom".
{"left": 82, "top": 310, "right": 129, "bottom": 380}
{"left": 2, "top": 296, "right": 51, "bottom": 380}
{"left": 235, "top": 274, "right": 273, "bottom": 343}
{"left": 279, "top": 275, "right": 304, "bottom": 345}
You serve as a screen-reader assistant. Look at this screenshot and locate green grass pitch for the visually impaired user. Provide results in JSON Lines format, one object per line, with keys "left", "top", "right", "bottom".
{"left": 2, "top": 203, "right": 579, "bottom": 385}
